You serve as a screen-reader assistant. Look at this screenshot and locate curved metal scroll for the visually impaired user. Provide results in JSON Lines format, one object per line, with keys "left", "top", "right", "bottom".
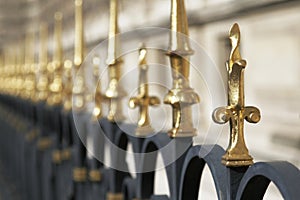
{"left": 137, "top": 133, "right": 172, "bottom": 199}
{"left": 179, "top": 145, "right": 228, "bottom": 200}
{"left": 235, "top": 161, "right": 300, "bottom": 200}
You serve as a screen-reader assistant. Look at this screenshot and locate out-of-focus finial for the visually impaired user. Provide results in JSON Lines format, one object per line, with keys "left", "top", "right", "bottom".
{"left": 53, "top": 12, "right": 63, "bottom": 67}
{"left": 129, "top": 45, "right": 160, "bottom": 136}
{"left": 48, "top": 12, "right": 64, "bottom": 106}
{"left": 91, "top": 55, "right": 103, "bottom": 120}
{"left": 104, "top": 0, "right": 126, "bottom": 122}
{"left": 63, "top": 59, "right": 73, "bottom": 111}
{"left": 74, "top": 0, "right": 84, "bottom": 68}
{"left": 24, "top": 31, "right": 37, "bottom": 101}
{"left": 36, "top": 23, "right": 49, "bottom": 101}
{"left": 72, "top": 0, "right": 87, "bottom": 111}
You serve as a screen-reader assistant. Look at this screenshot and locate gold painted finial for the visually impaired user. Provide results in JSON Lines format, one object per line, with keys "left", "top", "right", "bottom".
{"left": 164, "top": 0, "right": 200, "bottom": 138}
{"left": 107, "top": 0, "right": 119, "bottom": 65}
{"left": 91, "top": 55, "right": 103, "bottom": 120}
{"left": 13, "top": 43, "right": 25, "bottom": 98}
{"left": 63, "top": 59, "right": 73, "bottom": 111}
{"left": 0, "top": 53, "right": 4, "bottom": 95}
{"left": 16, "top": 42, "right": 24, "bottom": 98}
{"left": 54, "top": 12, "right": 63, "bottom": 65}
{"left": 74, "top": 0, "right": 84, "bottom": 68}
{"left": 36, "top": 23, "right": 49, "bottom": 101}
{"left": 72, "top": 0, "right": 87, "bottom": 111}
{"left": 47, "top": 12, "right": 64, "bottom": 106}
{"left": 129, "top": 45, "right": 160, "bottom": 136}
{"left": 25, "top": 31, "right": 35, "bottom": 65}
{"left": 104, "top": 0, "right": 126, "bottom": 122}
{"left": 39, "top": 23, "right": 48, "bottom": 66}
{"left": 24, "top": 31, "right": 37, "bottom": 101}
{"left": 3, "top": 49, "right": 15, "bottom": 96}
{"left": 212, "top": 23, "right": 261, "bottom": 167}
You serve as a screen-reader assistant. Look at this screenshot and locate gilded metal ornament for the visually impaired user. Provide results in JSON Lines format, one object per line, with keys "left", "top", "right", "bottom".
{"left": 89, "top": 169, "right": 102, "bottom": 182}
{"left": 164, "top": 0, "right": 200, "bottom": 138}
{"left": 129, "top": 46, "right": 160, "bottom": 136}
{"left": 15, "top": 48, "right": 24, "bottom": 97}
{"left": 104, "top": 0, "right": 126, "bottom": 122}
{"left": 24, "top": 31, "right": 37, "bottom": 102}
{"left": 48, "top": 12, "right": 64, "bottom": 106}
{"left": 91, "top": 55, "right": 103, "bottom": 121}
{"left": 36, "top": 23, "right": 50, "bottom": 102}
{"left": 73, "top": 167, "right": 87, "bottom": 182}
{"left": 106, "top": 193, "right": 123, "bottom": 200}
{"left": 72, "top": 0, "right": 87, "bottom": 111}
{"left": 63, "top": 59, "right": 73, "bottom": 111}
{"left": 212, "top": 23, "right": 261, "bottom": 167}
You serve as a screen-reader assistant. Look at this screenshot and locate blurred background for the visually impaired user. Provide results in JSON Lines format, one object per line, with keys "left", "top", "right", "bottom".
{"left": 0, "top": 0, "right": 299, "bottom": 199}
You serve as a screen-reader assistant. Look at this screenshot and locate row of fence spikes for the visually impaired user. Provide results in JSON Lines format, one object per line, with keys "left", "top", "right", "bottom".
{"left": 0, "top": 0, "right": 261, "bottom": 168}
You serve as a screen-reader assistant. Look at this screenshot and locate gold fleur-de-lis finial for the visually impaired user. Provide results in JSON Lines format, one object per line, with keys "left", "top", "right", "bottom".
{"left": 129, "top": 45, "right": 160, "bottom": 136}
{"left": 164, "top": 0, "right": 200, "bottom": 138}
{"left": 212, "top": 23, "right": 261, "bottom": 167}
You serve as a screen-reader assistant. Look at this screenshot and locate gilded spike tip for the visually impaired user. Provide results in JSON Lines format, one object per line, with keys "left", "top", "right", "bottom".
{"left": 107, "top": 0, "right": 119, "bottom": 65}
{"left": 63, "top": 59, "right": 73, "bottom": 111}
{"left": 36, "top": 23, "right": 49, "bottom": 101}
{"left": 4, "top": 49, "right": 16, "bottom": 96}
{"left": 164, "top": 0, "right": 200, "bottom": 138}
{"left": 104, "top": 0, "right": 126, "bottom": 122}
{"left": 25, "top": 31, "right": 35, "bottom": 65}
{"left": 74, "top": 0, "right": 84, "bottom": 68}
{"left": 72, "top": 0, "right": 87, "bottom": 111}
{"left": 129, "top": 45, "right": 160, "bottom": 136}
{"left": 53, "top": 12, "right": 63, "bottom": 66}
{"left": 48, "top": 12, "right": 64, "bottom": 106}
{"left": 17, "top": 42, "right": 25, "bottom": 98}
{"left": 16, "top": 42, "right": 25, "bottom": 98}
{"left": 91, "top": 55, "right": 103, "bottom": 121}
{"left": 212, "top": 23, "right": 261, "bottom": 167}
{"left": 39, "top": 23, "right": 48, "bottom": 67}
{"left": 24, "top": 31, "right": 37, "bottom": 102}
